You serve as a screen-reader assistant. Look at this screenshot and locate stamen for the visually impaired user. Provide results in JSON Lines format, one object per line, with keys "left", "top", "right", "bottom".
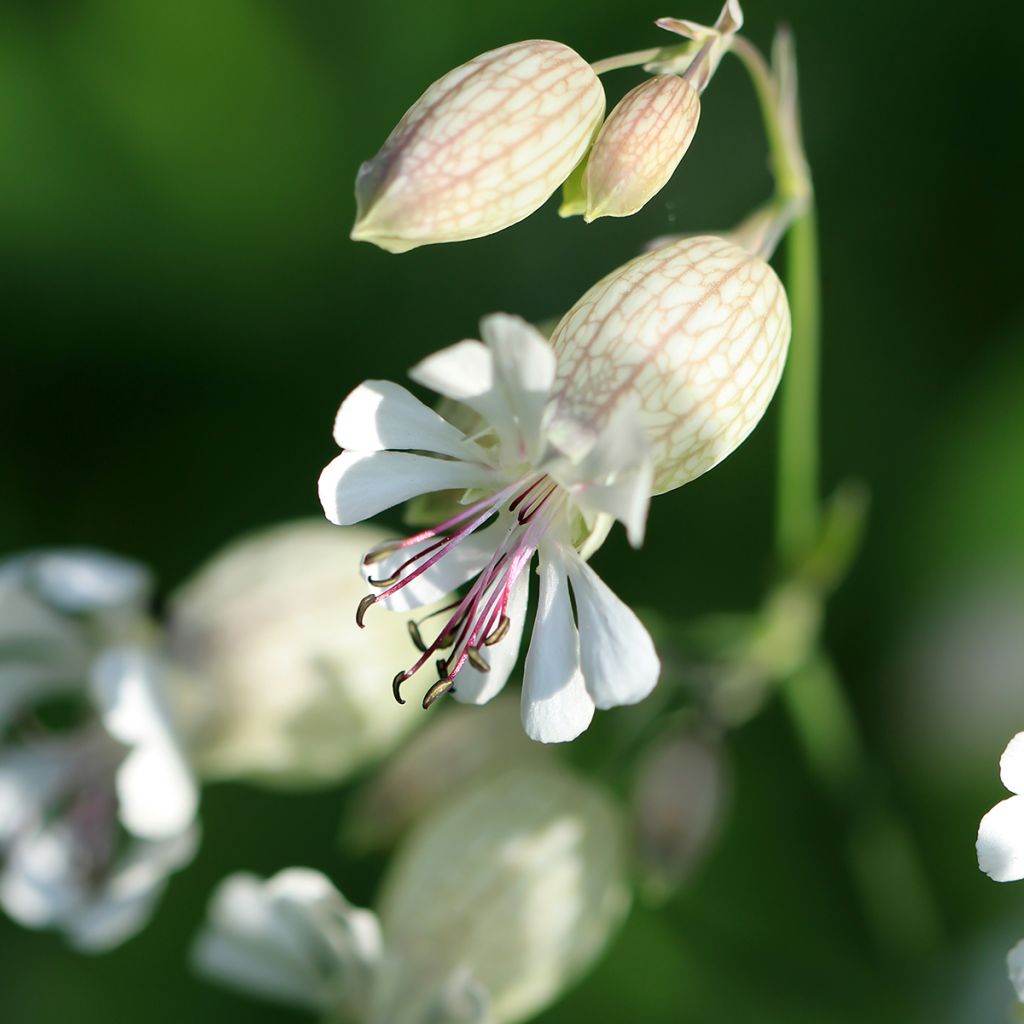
{"left": 392, "top": 670, "right": 408, "bottom": 705}
{"left": 407, "top": 620, "right": 427, "bottom": 652}
{"left": 467, "top": 647, "right": 490, "bottom": 672}
{"left": 363, "top": 543, "right": 401, "bottom": 567}
{"left": 356, "top": 594, "right": 376, "bottom": 628}
{"left": 422, "top": 677, "right": 454, "bottom": 709}
{"left": 484, "top": 614, "right": 511, "bottom": 646}
{"left": 368, "top": 571, "right": 401, "bottom": 588}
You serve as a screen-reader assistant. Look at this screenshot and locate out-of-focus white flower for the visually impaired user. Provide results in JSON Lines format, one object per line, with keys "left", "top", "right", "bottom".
{"left": 978, "top": 733, "right": 1024, "bottom": 883}
{"left": 978, "top": 732, "right": 1024, "bottom": 1004}
{"left": 0, "top": 549, "right": 198, "bottom": 951}
{"left": 346, "top": 696, "right": 550, "bottom": 851}
{"left": 319, "top": 314, "right": 660, "bottom": 742}
{"left": 373, "top": 765, "right": 629, "bottom": 1024}
{"left": 195, "top": 766, "right": 629, "bottom": 1024}
{"left": 632, "top": 728, "right": 727, "bottom": 894}
{"left": 192, "top": 868, "right": 382, "bottom": 1018}
{"left": 351, "top": 41, "right": 604, "bottom": 253}
{"left": 1009, "top": 940, "right": 1024, "bottom": 1002}
{"left": 319, "top": 237, "right": 787, "bottom": 740}
{"left": 167, "top": 520, "right": 423, "bottom": 786}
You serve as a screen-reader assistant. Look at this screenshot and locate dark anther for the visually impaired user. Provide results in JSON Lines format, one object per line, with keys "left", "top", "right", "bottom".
{"left": 392, "top": 670, "right": 408, "bottom": 705}
{"left": 484, "top": 615, "right": 511, "bottom": 646}
{"left": 363, "top": 544, "right": 399, "bottom": 567}
{"left": 356, "top": 594, "right": 376, "bottom": 628}
{"left": 368, "top": 571, "right": 400, "bottom": 588}
{"left": 407, "top": 620, "right": 427, "bottom": 652}
{"left": 467, "top": 647, "right": 490, "bottom": 672}
{"left": 422, "top": 678, "right": 454, "bottom": 709}
{"left": 435, "top": 657, "right": 450, "bottom": 680}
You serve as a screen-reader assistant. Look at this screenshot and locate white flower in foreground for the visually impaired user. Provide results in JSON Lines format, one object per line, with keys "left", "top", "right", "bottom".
{"left": 195, "top": 766, "right": 628, "bottom": 1024}
{"left": 193, "top": 868, "right": 382, "bottom": 1019}
{"left": 0, "top": 550, "right": 198, "bottom": 951}
{"left": 319, "top": 314, "right": 659, "bottom": 743}
{"left": 319, "top": 235, "right": 788, "bottom": 741}
{"left": 167, "top": 520, "right": 423, "bottom": 786}
{"left": 352, "top": 41, "right": 604, "bottom": 253}
{"left": 978, "top": 733, "right": 1024, "bottom": 883}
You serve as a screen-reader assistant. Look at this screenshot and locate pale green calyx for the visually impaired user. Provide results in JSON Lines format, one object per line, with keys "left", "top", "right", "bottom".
{"left": 548, "top": 234, "right": 791, "bottom": 494}
{"left": 352, "top": 41, "right": 605, "bottom": 253}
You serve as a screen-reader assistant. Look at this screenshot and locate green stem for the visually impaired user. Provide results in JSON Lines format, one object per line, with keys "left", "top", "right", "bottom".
{"left": 733, "top": 34, "right": 942, "bottom": 955}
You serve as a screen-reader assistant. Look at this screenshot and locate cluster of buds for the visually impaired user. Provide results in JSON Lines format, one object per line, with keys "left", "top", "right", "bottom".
{"left": 352, "top": 2, "right": 744, "bottom": 250}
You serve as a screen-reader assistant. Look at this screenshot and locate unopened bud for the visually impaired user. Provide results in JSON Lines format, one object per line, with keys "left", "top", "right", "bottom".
{"left": 167, "top": 520, "right": 421, "bottom": 787}
{"left": 549, "top": 235, "right": 791, "bottom": 494}
{"left": 352, "top": 41, "right": 605, "bottom": 253}
{"left": 581, "top": 74, "right": 699, "bottom": 221}
{"left": 632, "top": 729, "right": 727, "bottom": 895}
{"left": 372, "top": 766, "right": 630, "bottom": 1024}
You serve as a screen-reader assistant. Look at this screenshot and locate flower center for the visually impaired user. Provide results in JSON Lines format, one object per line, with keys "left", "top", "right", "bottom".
{"left": 356, "top": 473, "right": 567, "bottom": 709}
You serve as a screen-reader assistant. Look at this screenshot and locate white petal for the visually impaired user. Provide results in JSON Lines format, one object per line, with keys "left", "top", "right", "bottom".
{"left": 521, "top": 551, "right": 594, "bottom": 743}
{"left": 0, "top": 741, "right": 77, "bottom": 845}
{"left": 318, "top": 450, "right": 496, "bottom": 527}
{"left": 91, "top": 650, "right": 198, "bottom": 840}
{"left": 1009, "top": 939, "right": 1024, "bottom": 1002}
{"left": 366, "top": 519, "right": 509, "bottom": 614}
{"left": 978, "top": 795, "right": 1024, "bottom": 882}
{"left": 0, "top": 822, "right": 79, "bottom": 928}
{"left": 453, "top": 569, "right": 529, "bottom": 706}
{"left": 193, "top": 868, "right": 381, "bottom": 1014}
{"left": 20, "top": 550, "right": 152, "bottom": 614}
{"left": 67, "top": 830, "right": 198, "bottom": 952}
{"left": 1001, "top": 733, "right": 1024, "bottom": 795}
{"left": 565, "top": 552, "right": 660, "bottom": 710}
{"left": 480, "top": 314, "right": 556, "bottom": 461}
{"left": 333, "top": 380, "right": 471, "bottom": 458}
{"left": 410, "top": 339, "right": 519, "bottom": 449}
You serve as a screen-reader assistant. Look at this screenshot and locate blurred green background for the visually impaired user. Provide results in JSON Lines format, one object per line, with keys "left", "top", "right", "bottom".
{"left": 3, "top": 0, "right": 1024, "bottom": 1020}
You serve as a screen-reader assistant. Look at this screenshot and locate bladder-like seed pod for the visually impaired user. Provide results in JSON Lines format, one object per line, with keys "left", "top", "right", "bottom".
{"left": 548, "top": 234, "right": 791, "bottom": 494}
{"left": 582, "top": 74, "right": 700, "bottom": 221}
{"left": 351, "top": 41, "right": 605, "bottom": 253}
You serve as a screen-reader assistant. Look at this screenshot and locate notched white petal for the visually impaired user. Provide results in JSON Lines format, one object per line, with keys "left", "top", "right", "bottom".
{"left": 978, "top": 795, "right": 1024, "bottom": 882}
{"left": 333, "top": 380, "right": 470, "bottom": 458}
{"left": 522, "top": 550, "right": 594, "bottom": 743}
{"left": 1001, "top": 732, "right": 1024, "bottom": 795}
{"left": 318, "top": 450, "right": 496, "bottom": 526}
{"left": 565, "top": 553, "right": 660, "bottom": 710}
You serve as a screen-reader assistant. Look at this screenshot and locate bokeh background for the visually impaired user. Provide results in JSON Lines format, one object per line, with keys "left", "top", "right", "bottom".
{"left": 3, "top": 0, "right": 1024, "bottom": 1020}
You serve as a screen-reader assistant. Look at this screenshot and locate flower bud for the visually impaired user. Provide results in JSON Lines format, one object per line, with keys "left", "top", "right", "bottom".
{"left": 352, "top": 41, "right": 605, "bottom": 253}
{"left": 167, "top": 520, "right": 421, "bottom": 787}
{"left": 371, "top": 766, "right": 630, "bottom": 1024}
{"left": 548, "top": 234, "right": 791, "bottom": 494}
{"left": 582, "top": 74, "right": 699, "bottom": 221}
{"left": 632, "top": 729, "right": 727, "bottom": 896}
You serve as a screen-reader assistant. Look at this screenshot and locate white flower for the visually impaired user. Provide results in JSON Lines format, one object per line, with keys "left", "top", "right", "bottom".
{"left": 195, "top": 766, "right": 629, "bottom": 1024}
{"left": 319, "top": 236, "right": 789, "bottom": 741}
{"left": 319, "top": 314, "right": 660, "bottom": 743}
{"left": 977, "top": 732, "right": 1024, "bottom": 883}
{"left": 192, "top": 868, "right": 382, "bottom": 1018}
{"left": 0, "top": 549, "right": 198, "bottom": 951}
{"left": 978, "top": 732, "right": 1024, "bottom": 1004}
{"left": 167, "top": 520, "right": 425, "bottom": 786}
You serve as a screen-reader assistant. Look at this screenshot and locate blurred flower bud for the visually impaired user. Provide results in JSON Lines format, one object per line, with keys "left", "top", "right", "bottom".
{"left": 581, "top": 74, "right": 699, "bottom": 221}
{"left": 192, "top": 868, "right": 382, "bottom": 1018}
{"left": 167, "top": 520, "right": 423, "bottom": 787}
{"left": 346, "top": 696, "right": 550, "bottom": 851}
{"left": 632, "top": 728, "right": 727, "bottom": 896}
{"left": 372, "top": 765, "right": 630, "bottom": 1024}
{"left": 351, "top": 41, "right": 605, "bottom": 252}
{"left": 549, "top": 234, "right": 791, "bottom": 494}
